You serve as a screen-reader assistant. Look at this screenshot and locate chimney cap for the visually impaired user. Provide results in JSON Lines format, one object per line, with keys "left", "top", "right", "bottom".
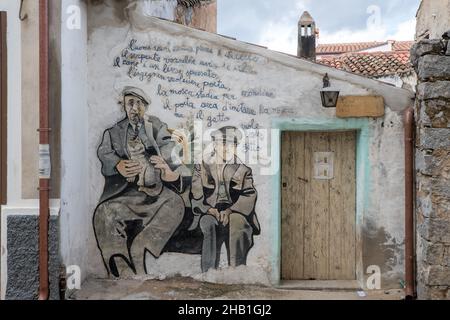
{"left": 299, "top": 11, "right": 315, "bottom": 25}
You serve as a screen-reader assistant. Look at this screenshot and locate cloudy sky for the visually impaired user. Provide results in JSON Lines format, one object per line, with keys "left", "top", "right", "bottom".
{"left": 217, "top": 0, "right": 421, "bottom": 54}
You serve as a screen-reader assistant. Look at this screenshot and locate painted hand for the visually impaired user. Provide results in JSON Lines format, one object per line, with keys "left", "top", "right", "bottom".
{"left": 150, "top": 156, "right": 180, "bottom": 182}
{"left": 207, "top": 208, "right": 220, "bottom": 221}
{"left": 219, "top": 209, "right": 232, "bottom": 227}
{"left": 116, "top": 160, "right": 142, "bottom": 179}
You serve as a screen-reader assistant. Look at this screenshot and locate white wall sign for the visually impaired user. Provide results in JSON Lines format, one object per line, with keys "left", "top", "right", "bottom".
{"left": 313, "top": 152, "right": 334, "bottom": 180}
{"left": 39, "top": 144, "right": 51, "bottom": 179}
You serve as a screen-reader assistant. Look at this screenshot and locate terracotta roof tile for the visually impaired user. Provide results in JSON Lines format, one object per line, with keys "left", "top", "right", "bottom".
{"left": 318, "top": 51, "right": 413, "bottom": 77}
{"left": 317, "top": 40, "right": 414, "bottom": 55}
{"left": 317, "top": 41, "right": 387, "bottom": 54}
{"left": 392, "top": 40, "right": 414, "bottom": 51}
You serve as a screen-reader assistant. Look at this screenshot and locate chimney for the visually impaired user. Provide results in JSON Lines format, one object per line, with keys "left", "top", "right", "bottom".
{"left": 298, "top": 11, "right": 316, "bottom": 61}
{"left": 176, "top": 0, "right": 217, "bottom": 33}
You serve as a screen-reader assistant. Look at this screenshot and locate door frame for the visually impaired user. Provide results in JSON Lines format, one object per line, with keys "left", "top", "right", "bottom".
{"left": 270, "top": 117, "right": 371, "bottom": 287}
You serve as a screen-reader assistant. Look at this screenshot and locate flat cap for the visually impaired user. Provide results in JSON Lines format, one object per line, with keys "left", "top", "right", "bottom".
{"left": 122, "top": 86, "right": 151, "bottom": 105}
{"left": 211, "top": 126, "right": 243, "bottom": 144}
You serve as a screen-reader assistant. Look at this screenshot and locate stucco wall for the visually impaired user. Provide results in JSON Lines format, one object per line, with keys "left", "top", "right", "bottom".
{"left": 376, "top": 72, "right": 418, "bottom": 92}
{"left": 19, "top": 0, "right": 61, "bottom": 200}
{"left": 0, "top": 0, "right": 62, "bottom": 300}
{"left": 80, "top": 4, "right": 413, "bottom": 289}
{"left": 59, "top": 0, "right": 90, "bottom": 288}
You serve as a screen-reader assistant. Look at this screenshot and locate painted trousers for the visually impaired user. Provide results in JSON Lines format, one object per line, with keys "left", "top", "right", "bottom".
{"left": 199, "top": 213, "right": 254, "bottom": 272}
{"left": 93, "top": 186, "right": 184, "bottom": 277}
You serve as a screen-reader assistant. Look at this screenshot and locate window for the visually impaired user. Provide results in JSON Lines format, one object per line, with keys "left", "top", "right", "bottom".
{"left": 0, "top": 12, "right": 6, "bottom": 204}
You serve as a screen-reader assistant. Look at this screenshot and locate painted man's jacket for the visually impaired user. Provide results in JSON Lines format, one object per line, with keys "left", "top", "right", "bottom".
{"left": 97, "top": 116, "right": 184, "bottom": 204}
{"left": 190, "top": 155, "right": 261, "bottom": 235}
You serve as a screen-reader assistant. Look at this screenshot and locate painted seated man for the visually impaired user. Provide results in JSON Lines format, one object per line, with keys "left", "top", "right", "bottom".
{"left": 190, "top": 126, "right": 260, "bottom": 272}
{"left": 93, "top": 86, "right": 186, "bottom": 277}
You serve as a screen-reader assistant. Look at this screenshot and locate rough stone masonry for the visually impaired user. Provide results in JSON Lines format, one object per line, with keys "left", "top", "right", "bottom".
{"left": 412, "top": 30, "right": 450, "bottom": 300}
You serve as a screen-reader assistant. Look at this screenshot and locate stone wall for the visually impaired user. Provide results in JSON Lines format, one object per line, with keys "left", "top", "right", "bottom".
{"left": 416, "top": 0, "right": 450, "bottom": 40}
{"left": 412, "top": 34, "right": 450, "bottom": 299}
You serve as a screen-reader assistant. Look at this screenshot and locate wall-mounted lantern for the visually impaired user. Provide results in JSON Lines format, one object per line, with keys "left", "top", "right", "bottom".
{"left": 320, "top": 73, "right": 340, "bottom": 108}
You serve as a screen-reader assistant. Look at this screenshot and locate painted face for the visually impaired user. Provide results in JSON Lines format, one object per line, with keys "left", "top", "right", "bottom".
{"left": 213, "top": 140, "right": 236, "bottom": 163}
{"left": 124, "top": 95, "right": 146, "bottom": 125}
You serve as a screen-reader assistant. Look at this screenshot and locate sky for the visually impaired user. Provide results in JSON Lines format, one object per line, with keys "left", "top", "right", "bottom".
{"left": 217, "top": 0, "right": 421, "bottom": 55}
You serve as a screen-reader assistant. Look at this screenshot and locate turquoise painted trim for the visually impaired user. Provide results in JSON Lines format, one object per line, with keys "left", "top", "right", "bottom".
{"left": 270, "top": 117, "right": 371, "bottom": 286}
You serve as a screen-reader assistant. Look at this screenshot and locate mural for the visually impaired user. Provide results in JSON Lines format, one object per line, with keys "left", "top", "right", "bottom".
{"left": 190, "top": 126, "right": 260, "bottom": 272}
{"left": 93, "top": 87, "right": 259, "bottom": 277}
{"left": 93, "top": 87, "right": 186, "bottom": 277}
{"left": 92, "top": 30, "right": 273, "bottom": 277}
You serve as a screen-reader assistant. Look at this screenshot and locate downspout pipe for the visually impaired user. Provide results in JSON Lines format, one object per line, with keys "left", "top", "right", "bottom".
{"left": 38, "top": 0, "right": 50, "bottom": 301}
{"left": 404, "top": 107, "right": 415, "bottom": 299}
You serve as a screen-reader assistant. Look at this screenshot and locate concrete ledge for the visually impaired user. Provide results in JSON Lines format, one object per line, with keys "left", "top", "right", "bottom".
{"left": 71, "top": 277, "right": 404, "bottom": 300}
{"left": 278, "top": 280, "right": 361, "bottom": 291}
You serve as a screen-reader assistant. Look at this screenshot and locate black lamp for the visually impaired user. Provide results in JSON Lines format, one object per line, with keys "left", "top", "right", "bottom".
{"left": 320, "top": 73, "right": 340, "bottom": 108}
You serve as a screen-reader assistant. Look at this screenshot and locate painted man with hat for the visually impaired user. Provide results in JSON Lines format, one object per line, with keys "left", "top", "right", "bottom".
{"left": 190, "top": 126, "right": 260, "bottom": 272}
{"left": 93, "top": 86, "right": 186, "bottom": 277}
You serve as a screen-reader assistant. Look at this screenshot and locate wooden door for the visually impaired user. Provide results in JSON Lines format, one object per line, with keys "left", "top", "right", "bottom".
{"left": 281, "top": 131, "right": 356, "bottom": 280}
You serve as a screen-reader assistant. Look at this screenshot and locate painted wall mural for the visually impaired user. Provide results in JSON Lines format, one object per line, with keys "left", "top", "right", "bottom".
{"left": 190, "top": 126, "right": 260, "bottom": 272}
{"left": 93, "top": 87, "right": 187, "bottom": 277}
{"left": 86, "top": 13, "right": 410, "bottom": 286}
{"left": 89, "top": 23, "right": 305, "bottom": 278}
{"left": 93, "top": 85, "right": 260, "bottom": 277}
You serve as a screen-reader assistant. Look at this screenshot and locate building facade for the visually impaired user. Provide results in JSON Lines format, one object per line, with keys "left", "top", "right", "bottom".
{"left": 0, "top": 0, "right": 419, "bottom": 299}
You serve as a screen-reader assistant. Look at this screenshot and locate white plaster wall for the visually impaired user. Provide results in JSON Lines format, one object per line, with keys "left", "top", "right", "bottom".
{"left": 1, "top": 0, "right": 24, "bottom": 298}
{"left": 366, "top": 108, "right": 406, "bottom": 281}
{"left": 0, "top": 0, "right": 23, "bottom": 209}
{"left": 376, "top": 73, "right": 417, "bottom": 93}
{"left": 83, "top": 13, "right": 413, "bottom": 286}
{"left": 0, "top": 0, "right": 61, "bottom": 299}
{"left": 0, "top": 1, "right": 22, "bottom": 299}
{"left": 377, "top": 75, "right": 404, "bottom": 88}
{"left": 358, "top": 43, "right": 392, "bottom": 53}
{"left": 59, "top": 0, "right": 90, "bottom": 284}
{"left": 135, "top": 0, "right": 178, "bottom": 21}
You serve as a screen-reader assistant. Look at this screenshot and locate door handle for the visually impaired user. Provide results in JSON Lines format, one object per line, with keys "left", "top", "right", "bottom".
{"left": 298, "top": 177, "right": 309, "bottom": 183}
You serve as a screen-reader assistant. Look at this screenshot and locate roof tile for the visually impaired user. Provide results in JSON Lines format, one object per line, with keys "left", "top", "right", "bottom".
{"left": 317, "top": 40, "right": 414, "bottom": 55}
{"left": 317, "top": 41, "right": 386, "bottom": 54}
{"left": 318, "top": 51, "right": 413, "bottom": 77}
